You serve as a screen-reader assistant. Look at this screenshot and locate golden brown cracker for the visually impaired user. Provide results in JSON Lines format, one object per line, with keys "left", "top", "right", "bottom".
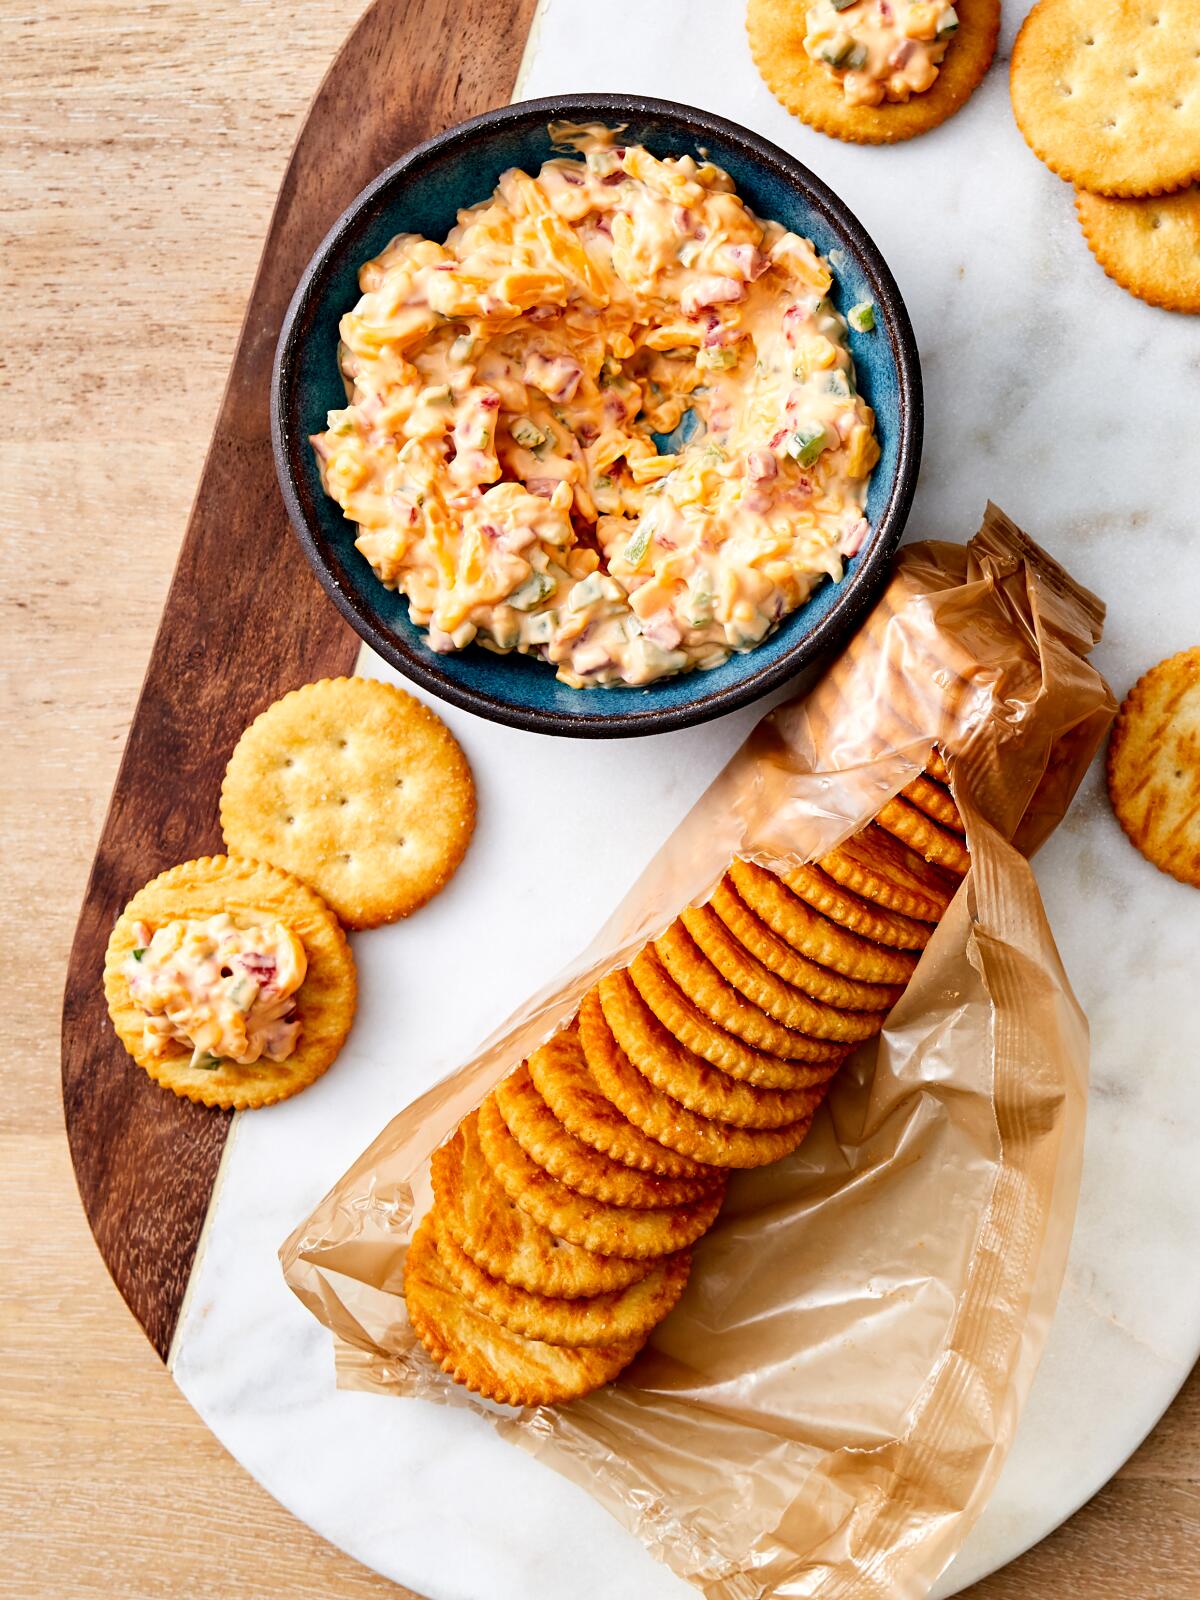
{"left": 818, "top": 823, "right": 958, "bottom": 921}
{"left": 494, "top": 1063, "right": 719, "bottom": 1208}
{"left": 900, "top": 774, "right": 966, "bottom": 835}
{"left": 1106, "top": 647, "right": 1200, "bottom": 885}
{"left": 434, "top": 1212, "right": 691, "bottom": 1348}
{"left": 651, "top": 921, "right": 872, "bottom": 1054}
{"left": 710, "top": 878, "right": 904, "bottom": 1011}
{"left": 103, "top": 854, "right": 355, "bottom": 1110}
{"left": 220, "top": 677, "right": 475, "bottom": 929}
{"left": 1076, "top": 184, "right": 1200, "bottom": 313}
{"left": 430, "top": 1113, "right": 650, "bottom": 1296}
{"left": 527, "top": 1028, "right": 709, "bottom": 1179}
{"left": 477, "top": 1092, "right": 726, "bottom": 1259}
{"left": 579, "top": 987, "right": 820, "bottom": 1170}
{"left": 747, "top": 0, "right": 1000, "bottom": 145}
{"left": 600, "top": 967, "right": 828, "bottom": 1127}
{"left": 681, "top": 903, "right": 890, "bottom": 1043}
{"left": 779, "top": 862, "right": 934, "bottom": 950}
{"left": 729, "top": 859, "right": 919, "bottom": 984}
{"left": 1010, "top": 0, "right": 1200, "bottom": 197}
{"left": 927, "top": 747, "right": 952, "bottom": 786}
{"left": 404, "top": 1216, "right": 642, "bottom": 1406}
{"left": 876, "top": 796, "right": 971, "bottom": 875}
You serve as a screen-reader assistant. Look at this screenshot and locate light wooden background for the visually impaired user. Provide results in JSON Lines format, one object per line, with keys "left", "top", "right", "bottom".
{"left": 2, "top": 2, "right": 1196, "bottom": 1596}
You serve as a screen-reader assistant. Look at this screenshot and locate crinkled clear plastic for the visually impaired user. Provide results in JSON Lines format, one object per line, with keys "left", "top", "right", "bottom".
{"left": 281, "top": 504, "right": 1116, "bottom": 1599}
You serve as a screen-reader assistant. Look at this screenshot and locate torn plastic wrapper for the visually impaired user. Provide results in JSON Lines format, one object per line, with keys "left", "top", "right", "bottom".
{"left": 281, "top": 503, "right": 1116, "bottom": 1600}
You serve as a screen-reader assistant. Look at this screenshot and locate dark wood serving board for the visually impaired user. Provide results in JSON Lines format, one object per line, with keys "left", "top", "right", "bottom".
{"left": 60, "top": 0, "right": 540, "bottom": 1362}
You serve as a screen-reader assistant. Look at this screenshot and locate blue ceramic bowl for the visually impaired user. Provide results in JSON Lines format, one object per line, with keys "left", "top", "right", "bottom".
{"left": 272, "top": 94, "right": 922, "bottom": 738}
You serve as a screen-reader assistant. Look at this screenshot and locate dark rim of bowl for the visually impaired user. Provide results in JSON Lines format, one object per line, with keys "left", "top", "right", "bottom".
{"left": 272, "top": 93, "right": 923, "bottom": 738}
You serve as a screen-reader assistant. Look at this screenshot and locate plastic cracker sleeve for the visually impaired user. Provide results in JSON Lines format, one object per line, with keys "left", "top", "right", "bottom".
{"left": 281, "top": 503, "right": 1116, "bottom": 1600}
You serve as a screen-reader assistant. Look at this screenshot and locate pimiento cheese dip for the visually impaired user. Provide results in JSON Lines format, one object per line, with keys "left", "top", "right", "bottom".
{"left": 124, "top": 913, "right": 306, "bottom": 1069}
{"left": 312, "top": 128, "right": 880, "bottom": 688}
{"left": 804, "top": 0, "right": 959, "bottom": 105}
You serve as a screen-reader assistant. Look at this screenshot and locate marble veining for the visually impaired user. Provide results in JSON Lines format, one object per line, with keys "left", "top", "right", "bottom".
{"left": 172, "top": 2, "right": 1200, "bottom": 1596}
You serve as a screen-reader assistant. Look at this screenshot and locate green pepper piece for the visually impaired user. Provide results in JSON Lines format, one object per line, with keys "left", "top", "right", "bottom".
{"left": 785, "top": 424, "right": 829, "bottom": 468}
{"left": 511, "top": 417, "right": 546, "bottom": 449}
{"left": 847, "top": 302, "right": 876, "bottom": 332}
{"left": 508, "top": 572, "right": 556, "bottom": 611}
{"left": 131, "top": 947, "right": 146, "bottom": 961}
{"left": 623, "top": 517, "right": 655, "bottom": 568}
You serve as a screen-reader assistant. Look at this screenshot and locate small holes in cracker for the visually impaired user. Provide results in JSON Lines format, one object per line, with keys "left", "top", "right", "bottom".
{"left": 220, "top": 678, "right": 476, "bottom": 928}
{"left": 1012, "top": 0, "right": 1200, "bottom": 196}
{"left": 1075, "top": 184, "right": 1200, "bottom": 313}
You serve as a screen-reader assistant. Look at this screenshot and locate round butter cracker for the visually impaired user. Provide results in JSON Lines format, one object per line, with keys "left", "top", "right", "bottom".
{"left": 433, "top": 1212, "right": 691, "bottom": 1349}
{"left": 526, "top": 1028, "right": 711, "bottom": 1180}
{"left": 681, "top": 902, "right": 891, "bottom": 1041}
{"left": 600, "top": 968, "right": 828, "bottom": 1129}
{"left": 220, "top": 676, "right": 475, "bottom": 929}
{"left": 1106, "top": 647, "right": 1200, "bottom": 886}
{"left": 747, "top": 0, "right": 1000, "bottom": 145}
{"left": 729, "top": 858, "right": 919, "bottom": 984}
{"left": 404, "top": 1216, "right": 643, "bottom": 1407}
{"left": 780, "top": 861, "right": 934, "bottom": 950}
{"left": 900, "top": 774, "right": 965, "bottom": 835}
{"left": 709, "top": 878, "right": 904, "bottom": 1011}
{"left": 103, "top": 854, "right": 356, "bottom": 1110}
{"left": 477, "top": 1093, "right": 727, "bottom": 1260}
{"left": 645, "top": 928, "right": 861, "bottom": 1061}
{"left": 495, "top": 1063, "right": 719, "bottom": 1208}
{"left": 817, "top": 823, "right": 958, "bottom": 922}
{"left": 1076, "top": 185, "right": 1200, "bottom": 313}
{"left": 430, "top": 1113, "right": 651, "bottom": 1298}
{"left": 875, "top": 796, "right": 970, "bottom": 876}
{"left": 579, "top": 988, "right": 820, "bottom": 1170}
{"left": 1010, "top": 0, "right": 1200, "bottom": 197}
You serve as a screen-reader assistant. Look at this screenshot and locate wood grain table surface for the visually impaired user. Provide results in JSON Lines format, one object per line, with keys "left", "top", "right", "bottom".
{"left": 2, "top": 3, "right": 1196, "bottom": 1596}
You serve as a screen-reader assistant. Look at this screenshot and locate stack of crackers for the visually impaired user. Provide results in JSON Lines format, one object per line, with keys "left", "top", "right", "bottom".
{"left": 404, "top": 754, "right": 970, "bottom": 1407}
{"left": 1011, "top": 0, "right": 1200, "bottom": 313}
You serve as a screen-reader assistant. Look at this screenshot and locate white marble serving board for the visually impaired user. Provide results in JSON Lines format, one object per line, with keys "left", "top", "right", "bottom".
{"left": 171, "top": 2, "right": 1200, "bottom": 1595}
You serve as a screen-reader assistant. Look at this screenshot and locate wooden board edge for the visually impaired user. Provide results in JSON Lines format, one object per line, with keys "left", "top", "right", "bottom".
{"left": 60, "top": 0, "right": 541, "bottom": 1362}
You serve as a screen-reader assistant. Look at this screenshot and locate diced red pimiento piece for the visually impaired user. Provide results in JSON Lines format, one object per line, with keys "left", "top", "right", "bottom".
{"left": 681, "top": 276, "right": 746, "bottom": 316}
{"left": 839, "top": 518, "right": 870, "bottom": 558}
{"left": 238, "top": 953, "right": 278, "bottom": 994}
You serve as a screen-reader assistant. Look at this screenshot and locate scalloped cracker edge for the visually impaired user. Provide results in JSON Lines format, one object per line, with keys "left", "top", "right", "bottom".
{"left": 747, "top": 0, "right": 1000, "bottom": 145}
{"left": 1011, "top": 0, "right": 1200, "bottom": 197}
{"left": 1076, "top": 185, "right": 1200, "bottom": 313}
{"left": 1106, "top": 647, "right": 1200, "bottom": 886}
